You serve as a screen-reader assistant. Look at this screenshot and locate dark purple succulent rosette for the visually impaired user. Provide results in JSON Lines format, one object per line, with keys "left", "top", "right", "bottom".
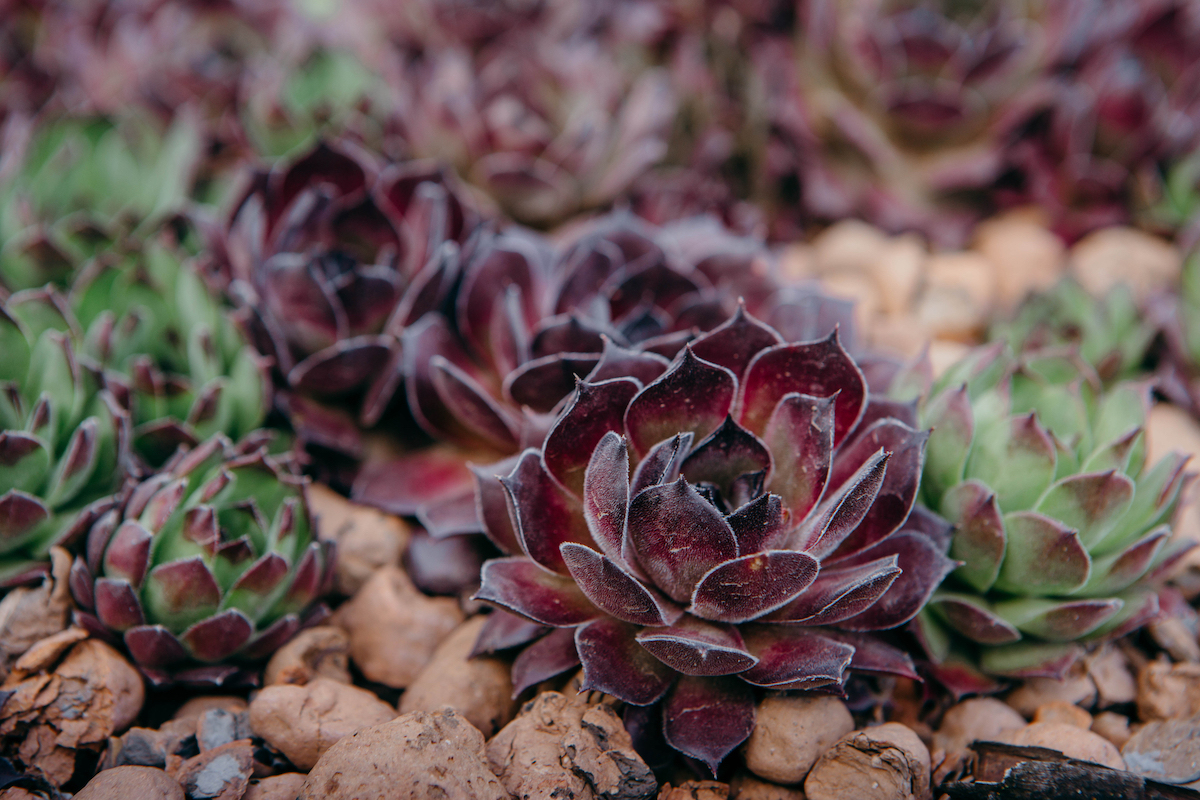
{"left": 470, "top": 308, "right": 954, "bottom": 771}
{"left": 69, "top": 435, "right": 335, "bottom": 687}
{"left": 204, "top": 139, "right": 479, "bottom": 443}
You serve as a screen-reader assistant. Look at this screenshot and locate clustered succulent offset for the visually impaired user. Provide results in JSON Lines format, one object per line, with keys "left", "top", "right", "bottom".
{"left": 916, "top": 345, "right": 1191, "bottom": 691}
{"left": 472, "top": 308, "right": 954, "bottom": 770}
{"left": 70, "top": 433, "right": 333, "bottom": 684}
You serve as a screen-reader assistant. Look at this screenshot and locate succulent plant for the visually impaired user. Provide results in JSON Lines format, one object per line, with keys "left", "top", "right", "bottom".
{"left": 70, "top": 433, "right": 333, "bottom": 682}
{"left": 206, "top": 139, "right": 478, "bottom": 444}
{"left": 0, "top": 288, "right": 128, "bottom": 587}
{"left": 470, "top": 307, "right": 953, "bottom": 771}
{"left": 0, "top": 112, "right": 202, "bottom": 291}
{"left": 70, "top": 236, "right": 270, "bottom": 466}
{"left": 915, "top": 345, "right": 1191, "bottom": 691}
{"left": 995, "top": 279, "right": 1155, "bottom": 385}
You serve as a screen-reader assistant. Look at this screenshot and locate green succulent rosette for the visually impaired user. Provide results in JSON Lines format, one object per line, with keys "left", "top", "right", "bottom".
{"left": 915, "top": 345, "right": 1192, "bottom": 690}
{"left": 0, "top": 289, "right": 129, "bottom": 587}
{"left": 71, "top": 433, "right": 334, "bottom": 683}
{"left": 0, "top": 112, "right": 201, "bottom": 291}
{"left": 69, "top": 238, "right": 270, "bottom": 466}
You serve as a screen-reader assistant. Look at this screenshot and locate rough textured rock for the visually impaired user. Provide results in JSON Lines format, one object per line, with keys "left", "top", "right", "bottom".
{"left": 73, "top": 766, "right": 183, "bottom": 800}
{"left": 248, "top": 677, "right": 397, "bottom": 770}
{"left": 487, "top": 692, "right": 656, "bottom": 800}
{"left": 103, "top": 719, "right": 197, "bottom": 770}
{"left": 1122, "top": 714, "right": 1200, "bottom": 785}
{"left": 1000, "top": 722, "right": 1125, "bottom": 769}
{"left": 1137, "top": 659, "right": 1200, "bottom": 721}
{"left": 805, "top": 723, "right": 931, "bottom": 800}
{"left": 308, "top": 484, "right": 409, "bottom": 595}
{"left": 400, "top": 616, "right": 516, "bottom": 738}
{"left": 1092, "top": 711, "right": 1133, "bottom": 749}
{"left": 933, "top": 698, "right": 1026, "bottom": 756}
{"left": 0, "top": 638, "right": 145, "bottom": 785}
{"left": 172, "top": 739, "right": 255, "bottom": 800}
{"left": 1005, "top": 669, "right": 1096, "bottom": 718}
{"left": 1085, "top": 646, "right": 1138, "bottom": 708}
{"left": 301, "top": 709, "right": 509, "bottom": 800}
{"left": 263, "top": 625, "right": 351, "bottom": 686}
{"left": 334, "top": 565, "right": 464, "bottom": 688}
{"left": 659, "top": 781, "right": 729, "bottom": 800}
{"left": 728, "top": 773, "right": 806, "bottom": 800}
{"left": 915, "top": 252, "right": 995, "bottom": 341}
{"left": 1070, "top": 226, "right": 1181, "bottom": 300}
{"left": 743, "top": 694, "right": 854, "bottom": 785}
{"left": 244, "top": 773, "right": 308, "bottom": 800}
{"left": 1033, "top": 701, "right": 1093, "bottom": 729}
{"left": 197, "top": 708, "right": 252, "bottom": 752}
{"left": 173, "top": 697, "right": 248, "bottom": 722}
{"left": 0, "top": 549, "right": 73, "bottom": 677}
{"left": 973, "top": 212, "right": 1065, "bottom": 307}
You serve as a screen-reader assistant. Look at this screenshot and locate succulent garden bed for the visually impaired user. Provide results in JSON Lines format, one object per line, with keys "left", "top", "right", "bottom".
{"left": 1, "top": 1, "right": 1200, "bottom": 799}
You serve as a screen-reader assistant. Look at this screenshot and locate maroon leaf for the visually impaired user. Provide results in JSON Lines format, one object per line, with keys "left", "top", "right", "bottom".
{"left": 561, "top": 544, "right": 682, "bottom": 627}
{"left": 739, "top": 626, "right": 855, "bottom": 689}
{"left": 575, "top": 618, "right": 675, "bottom": 705}
{"left": 470, "top": 609, "right": 548, "bottom": 657}
{"left": 431, "top": 358, "right": 519, "bottom": 452}
{"left": 689, "top": 305, "right": 782, "bottom": 379}
{"left": 834, "top": 531, "right": 958, "bottom": 630}
{"left": 180, "top": 610, "right": 255, "bottom": 663}
{"left": 624, "top": 347, "right": 735, "bottom": 458}
{"left": 289, "top": 336, "right": 391, "bottom": 395}
{"left": 793, "top": 450, "right": 889, "bottom": 558}
{"left": 503, "top": 353, "right": 604, "bottom": 413}
{"left": 101, "top": 521, "right": 153, "bottom": 589}
{"left": 352, "top": 447, "right": 476, "bottom": 516}
{"left": 70, "top": 556, "right": 93, "bottom": 610}
{"left": 144, "top": 557, "right": 221, "bottom": 623}
{"left": 472, "top": 456, "right": 523, "bottom": 555}
{"left": 582, "top": 432, "right": 629, "bottom": 563}
{"left": 739, "top": 333, "right": 866, "bottom": 444}
{"left": 475, "top": 557, "right": 598, "bottom": 626}
{"left": 585, "top": 338, "right": 670, "bottom": 385}
{"left": 243, "top": 615, "right": 302, "bottom": 660}
{"left": 94, "top": 578, "right": 145, "bottom": 631}
{"left": 662, "top": 675, "right": 755, "bottom": 775}
{"left": 501, "top": 450, "right": 591, "bottom": 573}
{"left": 282, "top": 544, "right": 324, "bottom": 609}
{"left": 680, "top": 416, "right": 771, "bottom": 497}
{"left": 727, "top": 494, "right": 789, "bottom": 554}
{"left": 456, "top": 239, "right": 541, "bottom": 362}
{"left": 259, "top": 256, "right": 341, "bottom": 353}
{"left": 530, "top": 315, "right": 609, "bottom": 360}
{"left": 930, "top": 593, "right": 1022, "bottom": 645}
{"left": 403, "top": 315, "right": 480, "bottom": 445}
{"left": 636, "top": 616, "right": 757, "bottom": 676}
{"left": 630, "top": 433, "right": 692, "bottom": 497}
{"left": 404, "top": 530, "right": 489, "bottom": 595}
{"left": 0, "top": 491, "right": 49, "bottom": 540}
{"left": 821, "top": 631, "right": 919, "bottom": 679}
{"left": 626, "top": 478, "right": 738, "bottom": 603}
{"left": 123, "top": 625, "right": 188, "bottom": 668}
{"left": 544, "top": 379, "right": 640, "bottom": 496}
{"left": 418, "top": 485, "right": 481, "bottom": 538}
{"left": 230, "top": 553, "right": 289, "bottom": 595}
{"left": 511, "top": 628, "right": 581, "bottom": 697}
{"left": 691, "top": 550, "right": 820, "bottom": 624}
{"left": 763, "top": 393, "right": 835, "bottom": 521}
{"left": 767, "top": 556, "right": 901, "bottom": 625}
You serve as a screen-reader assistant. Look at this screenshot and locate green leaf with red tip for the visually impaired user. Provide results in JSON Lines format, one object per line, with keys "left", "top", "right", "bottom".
{"left": 1076, "top": 526, "right": 1169, "bottom": 597}
{"left": 143, "top": 556, "right": 222, "bottom": 633}
{"left": 739, "top": 333, "right": 865, "bottom": 444}
{"left": 0, "top": 433, "right": 49, "bottom": 496}
{"left": 475, "top": 557, "right": 599, "bottom": 626}
{"left": 689, "top": 551, "right": 819, "bottom": 623}
{"left": 636, "top": 616, "right": 757, "bottom": 676}
{"left": 739, "top": 626, "right": 855, "bottom": 689}
{"left": 180, "top": 609, "right": 254, "bottom": 663}
{"left": 575, "top": 618, "right": 674, "bottom": 705}
{"left": 979, "top": 641, "right": 1083, "bottom": 679}
{"left": 624, "top": 348, "right": 735, "bottom": 458}
{"left": 1035, "top": 471, "right": 1134, "bottom": 549}
{"left": 929, "top": 592, "right": 1022, "bottom": 645}
{"left": 992, "top": 596, "right": 1123, "bottom": 642}
{"left": 944, "top": 480, "right": 1005, "bottom": 593}
{"left": 993, "top": 511, "right": 1091, "bottom": 596}
{"left": 662, "top": 676, "right": 755, "bottom": 776}
{"left": 545, "top": 379, "right": 640, "bottom": 496}
{"left": 1102, "top": 453, "right": 1189, "bottom": 553}
{"left": 0, "top": 491, "right": 50, "bottom": 544}
{"left": 43, "top": 417, "right": 99, "bottom": 508}
{"left": 626, "top": 478, "right": 738, "bottom": 603}
{"left": 763, "top": 393, "right": 834, "bottom": 522}
{"left": 560, "top": 543, "right": 681, "bottom": 626}
{"left": 501, "top": 450, "right": 591, "bottom": 574}
{"left": 0, "top": 309, "right": 30, "bottom": 384}
{"left": 966, "top": 412, "right": 1057, "bottom": 513}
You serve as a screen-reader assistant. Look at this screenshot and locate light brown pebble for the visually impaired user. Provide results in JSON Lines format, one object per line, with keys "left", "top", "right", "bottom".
{"left": 307, "top": 483, "right": 409, "bottom": 595}
{"left": 0, "top": 789, "right": 43, "bottom": 799}
{"left": 1005, "top": 669, "right": 1097, "bottom": 718}
{"left": 487, "top": 692, "right": 656, "bottom": 800}
{"left": 915, "top": 252, "right": 995, "bottom": 341}
{"left": 172, "top": 696, "right": 248, "bottom": 722}
{"left": 972, "top": 212, "right": 1065, "bottom": 307}
{"left": 243, "top": 773, "right": 308, "bottom": 800}
{"left": 248, "top": 677, "right": 397, "bottom": 770}
{"left": 1000, "top": 722, "right": 1125, "bottom": 769}
{"left": 1033, "top": 701, "right": 1093, "bottom": 729}
{"left": 743, "top": 694, "right": 854, "bottom": 785}
{"left": 399, "top": 615, "right": 517, "bottom": 738}
{"left": 804, "top": 723, "right": 930, "bottom": 800}
{"left": 173, "top": 739, "right": 255, "bottom": 800}
{"left": 658, "top": 781, "right": 729, "bottom": 800}
{"left": 933, "top": 697, "right": 1026, "bottom": 755}
{"left": 1070, "top": 226, "right": 1181, "bottom": 300}
{"left": 73, "top": 766, "right": 183, "bottom": 800}
{"left": 301, "top": 708, "right": 509, "bottom": 800}
{"left": 728, "top": 773, "right": 806, "bottom": 800}
{"left": 333, "top": 565, "right": 464, "bottom": 688}
{"left": 263, "top": 625, "right": 351, "bottom": 686}
{"left": 1092, "top": 711, "right": 1133, "bottom": 749}
{"left": 1138, "top": 659, "right": 1200, "bottom": 721}
{"left": 868, "top": 234, "right": 925, "bottom": 317}
{"left": 811, "top": 219, "right": 890, "bottom": 276}
{"left": 1122, "top": 713, "right": 1200, "bottom": 784}
{"left": 1085, "top": 646, "right": 1137, "bottom": 708}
